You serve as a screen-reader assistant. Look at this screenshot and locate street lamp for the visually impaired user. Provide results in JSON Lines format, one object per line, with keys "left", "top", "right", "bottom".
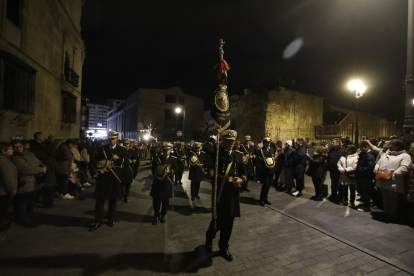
{"left": 348, "top": 80, "right": 366, "bottom": 146}
{"left": 175, "top": 107, "right": 185, "bottom": 141}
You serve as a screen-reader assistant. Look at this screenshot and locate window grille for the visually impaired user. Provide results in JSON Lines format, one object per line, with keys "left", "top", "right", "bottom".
{"left": 0, "top": 52, "right": 36, "bottom": 113}
{"left": 62, "top": 91, "right": 77, "bottom": 124}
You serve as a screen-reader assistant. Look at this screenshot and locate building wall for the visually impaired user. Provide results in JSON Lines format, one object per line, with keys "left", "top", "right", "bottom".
{"left": 0, "top": 0, "right": 84, "bottom": 142}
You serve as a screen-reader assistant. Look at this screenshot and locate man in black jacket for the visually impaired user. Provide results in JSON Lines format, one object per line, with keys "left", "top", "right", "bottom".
{"left": 121, "top": 139, "right": 134, "bottom": 203}
{"left": 204, "top": 128, "right": 247, "bottom": 262}
{"left": 151, "top": 143, "right": 177, "bottom": 224}
{"left": 188, "top": 143, "right": 207, "bottom": 200}
{"left": 258, "top": 137, "right": 275, "bottom": 206}
{"left": 129, "top": 140, "right": 140, "bottom": 180}
{"left": 239, "top": 135, "right": 255, "bottom": 193}
{"left": 326, "top": 138, "right": 346, "bottom": 202}
{"left": 173, "top": 143, "right": 187, "bottom": 185}
{"left": 289, "top": 138, "right": 308, "bottom": 197}
{"left": 355, "top": 141, "right": 376, "bottom": 212}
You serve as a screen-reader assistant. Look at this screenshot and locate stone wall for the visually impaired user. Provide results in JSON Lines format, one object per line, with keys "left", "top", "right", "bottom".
{"left": 0, "top": 0, "right": 84, "bottom": 142}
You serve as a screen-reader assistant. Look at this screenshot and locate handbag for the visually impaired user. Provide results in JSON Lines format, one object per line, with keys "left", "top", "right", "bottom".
{"left": 345, "top": 158, "right": 356, "bottom": 180}
{"left": 375, "top": 155, "right": 393, "bottom": 180}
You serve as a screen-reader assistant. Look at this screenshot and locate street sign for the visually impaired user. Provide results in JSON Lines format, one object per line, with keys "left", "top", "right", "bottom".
{"left": 177, "top": 131, "right": 182, "bottom": 137}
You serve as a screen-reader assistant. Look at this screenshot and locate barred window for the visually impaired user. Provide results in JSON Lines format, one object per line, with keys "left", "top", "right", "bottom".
{"left": 0, "top": 52, "right": 36, "bottom": 113}
{"left": 7, "top": 0, "right": 20, "bottom": 26}
{"left": 62, "top": 91, "right": 77, "bottom": 124}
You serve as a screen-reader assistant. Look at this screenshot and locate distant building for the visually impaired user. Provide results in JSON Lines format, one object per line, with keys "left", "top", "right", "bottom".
{"left": 107, "top": 87, "right": 204, "bottom": 141}
{"left": 0, "top": 0, "right": 85, "bottom": 141}
{"left": 81, "top": 99, "right": 109, "bottom": 138}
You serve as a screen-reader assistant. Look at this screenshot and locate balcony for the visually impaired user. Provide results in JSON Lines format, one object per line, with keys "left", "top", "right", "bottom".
{"left": 65, "top": 68, "right": 80, "bottom": 88}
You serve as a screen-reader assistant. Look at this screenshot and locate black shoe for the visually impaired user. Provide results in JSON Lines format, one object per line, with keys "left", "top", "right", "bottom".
{"left": 244, "top": 188, "right": 250, "bottom": 192}
{"left": 220, "top": 250, "right": 233, "bottom": 262}
{"left": 292, "top": 191, "right": 302, "bottom": 197}
{"left": 264, "top": 200, "right": 271, "bottom": 205}
{"left": 152, "top": 216, "right": 159, "bottom": 225}
{"left": 314, "top": 197, "right": 323, "bottom": 201}
{"left": 160, "top": 216, "right": 166, "bottom": 223}
{"left": 89, "top": 223, "right": 102, "bottom": 231}
{"left": 285, "top": 188, "right": 292, "bottom": 194}
{"left": 240, "top": 189, "right": 244, "bottom": 193}
{"left": 340, "top": 200, "right": 348, "bottom": 206}
{"left": 123, "top": 198, "right": 129, "bottom": 203}
{"left": 259, "top": 201, "right": 265, "bottom": 207}
{"left": 107, "top": 221, "right": 114, "bottom": 227}
{"left": 205, "top": 239, "right": 212, "bottom": 252}
{"left": 310, "top": 196, "right": 317, "bottom": 200}
{"left": 195, "top": 195, "right": 200, "bottom": 199}
{"left": 46, "top": 203, "right": 57, "bottom": 209}
{"left": 0, "top": 221, "right": 12, "bottom": 231}
{"left": 191, "top": 196, "right": 195, "bottom": 201}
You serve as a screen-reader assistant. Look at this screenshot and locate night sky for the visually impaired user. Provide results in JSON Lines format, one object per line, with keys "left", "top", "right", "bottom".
{"left": 81, "top": 0, "right": 408, "bottom": 121}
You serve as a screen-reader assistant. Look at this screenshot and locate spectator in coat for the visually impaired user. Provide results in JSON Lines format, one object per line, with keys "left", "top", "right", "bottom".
{"left": 283, "top": 141, "right": 295, "bottom": 193}
{"left": 355, "top": 141, "right": 376, "bottom": 212}
{"left": 10, "top": 140, "right": 47, "bottom": 223}
{"left": 374, "top": 140, "right": 411, "bottom": 220}
{"left": 327, "top": 138, "right": 346, "bottom": 202}
{"left": 56, "top": 141, "right": 74, "bottom": 199}
{"left": 289, "top": 138, "right": 308, "bottom": 197}
{"left": 0, "top": 143, "right": 18, "bottom": 238}
{"left": 29, "top": 132, "right": 47, "bottom": 163}
{"left": 306, "top": 146, "right": 328, "bottom": 201}
{"left": 337, "top": 145, "right": 359, "bottom": 207}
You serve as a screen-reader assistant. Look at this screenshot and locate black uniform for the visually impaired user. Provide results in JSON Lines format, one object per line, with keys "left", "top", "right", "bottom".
{"left": 120, "top": 147, "right": 134, "bottom": 201}
{"left": 203, "top": 141, "right": 215, "bottom": 176}
{"left": 239, "top": 143, "right": 255, "bottom": 191}
{"left": 173, "top": 147, "right": 187, "bottom": 184}
{"left": 188, "top": 150, "right": 206, "bottom": 197}
{"left": 150, "top": 154, "right": 178, "bottom": 218}
{"left": 94, "top": 144, "right": 127, "bottom": 224}
{"left": 129, "top": 146, "right": 140, "bottom": 180}
{"left": 258, "top": 146, "right": 276, "bottom": 203}
{"left": 204, "top": 146, "right": 247, "bottom": 252}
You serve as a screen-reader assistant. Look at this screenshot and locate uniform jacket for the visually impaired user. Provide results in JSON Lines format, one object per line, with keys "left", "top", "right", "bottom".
{"left": 306, "top": 154, "right": 327, "bottom": 179}
{"left": 150, "top": 154, "right": 178, "bottom": 199}
{"left": 374, "top": 150, "right": 411, "bottom": 193}
{"left": 11, "top": 151, "right": 45, "bottom": 194}
{"left": 205, "top": 146, "right": 247, "bottom": 217}
{"left": 188, "top": 151, "right": 206, "bottom": 182}
{"left": 239, "top": 143, "right": 255, "bottom": 175}
{"left": 203, "top": 141, "right": 215, "bottom": 167}
{"left": 337, "top": 153, "right": 358, "bottom": 185}
{"left": 258, "top": 146, "right": 276, "bottom": 178}
{"left": 174, "top": 148, "right": 187, "bottom": 172}
{"left": 120, "top": 146, "right": 133, "bottom": 183}
{"left": 0, "top": 153, "right": 18, "bottom": 196}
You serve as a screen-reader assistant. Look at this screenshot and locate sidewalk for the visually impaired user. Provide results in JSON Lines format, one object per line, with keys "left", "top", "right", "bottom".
{"left": 0, "top": 166, "right": 412, "bottom": 276}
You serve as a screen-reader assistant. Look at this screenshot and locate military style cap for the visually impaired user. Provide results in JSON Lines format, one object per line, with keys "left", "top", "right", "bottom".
{"left": 245, "top": 135, "right": 251, "bottom": 141}
{"left": 221, "top": 129, "right": 237, "bottom": 140}
{"left": 108, "top": 131, "right": 119, "bottom": 139}
{"left": 193, "top": 142, "right": 202, "bottom": 148}
{"left": 263, "top": 137, "right": 272, "bottom": 142}
{"left": 122, "top": 139, "right": 130, "bottom": 144}
{"left": 163, "top": 143, "right": 173, "bottom": 150}
{"left": 180, "top": 142, "right": 185, "bottom": 146}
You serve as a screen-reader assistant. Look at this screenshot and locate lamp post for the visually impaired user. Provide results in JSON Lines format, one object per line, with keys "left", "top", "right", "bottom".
{"left": 404, "top": 0, "right": 414, "bottom": 145}
{"left": 348, "top": 80, "right": 366, "bottom": 146}
{"left": 175, "top": 107, "right": 185, "bottom": 141}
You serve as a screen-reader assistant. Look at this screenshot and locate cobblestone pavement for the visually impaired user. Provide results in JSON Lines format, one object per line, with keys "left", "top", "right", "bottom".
{"left": 0, "top": 165, "right": 413, "bottom": 276}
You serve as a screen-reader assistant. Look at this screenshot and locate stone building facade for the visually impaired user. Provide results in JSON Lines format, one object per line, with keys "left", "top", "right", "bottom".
{"left": 233, "top": 85, "right": 324, "bottom": 143}
{"left": 107, "top": 87, "right": 205, "bottom": 141}
{"left": 0, "top": 0, "right": 85, "bottom": 142}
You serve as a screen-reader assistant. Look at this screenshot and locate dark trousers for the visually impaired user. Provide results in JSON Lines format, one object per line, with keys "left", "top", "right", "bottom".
{"left": 95, "top": 198, "right": 117, "bottom": 223}
{"left": 274, "top": 169, "right": 283, "bottom": 186}
{"left": 122, "top": 182, "right": 131, "bottom": 199}
{"left": 241, "top": 174, "right": 253, "bottom": 190}
{"left": 191, "top": 181, "right": 200, "bottom": 196}
{"left": 339, "top": 185, "right": 356, "bottom": 202}
{"left": 14, "top": 192, "right": 36, "bottom": 220}
{"left": 295, "top": 178, "right": 305, "bottom": 192}
{"left": 329, "top": 171, "right": 340, "bottom": 198}
{"left": 175, "top": 171, "right": 184, "bottom": 183}
{"left": 153, "top": 198, "right": 169, "bottom": 217}
{"left": 311, "top": 177, "right": 322, "bottom": 197}
{"left": 57, "top": 174, "right": 69, "bottom": 195}
{"left": 206, "top": 215, "right": 235, "bottom": 251}
{"left": 0, "top": 195, "right": 9, "bottom": 223}
{"left": 260, "top": 172, "right": 273, "bottom": 201}
{"left": 357, "top": 178, "right": 373, "bottom": 207}
{"left": 133, "top": 163, "right": 139, "bottom": 179}
{"left": 41, "top": 187, "right": 55, "bottom": 207}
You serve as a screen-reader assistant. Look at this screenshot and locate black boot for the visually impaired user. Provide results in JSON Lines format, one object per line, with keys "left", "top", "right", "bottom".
{"left": 220, "top": 249, "right": 233, "bottom": 261}
{"left": 205, "top": 238, "right": 212, "bottom": 252}
{"left": 152, "top": 215, "right": 159, "bottom": 225}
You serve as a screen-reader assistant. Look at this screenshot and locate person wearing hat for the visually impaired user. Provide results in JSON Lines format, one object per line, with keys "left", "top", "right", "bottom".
{"left": 188, "top": 143, "right": 207, "bottom": 200}
{"left": 204, "top": 126, "right": 247, "bottom": 262}
{"left": 120, "top": 139, "right": 134, "bottom": 203}
{"left": 90, "top": 131, "right": 128, "bottom": 231}
{"left": 203, "top": 137, "right": 216, "bottom": 176}
{"left": 282, "top": 140, "right": 296, "bottom": 193}
{"left": 173, "top": 142, "right": 187, "bottom": 185}
{"left": 129, "top": 139, "right": 140, "bottom": 180}
{"left": 258, "top": 137, "right": 276, "bottom": 206}
{"left": 239, "top": 135, "right": 255, "bottom": 193}
{"left": 150, "top": 143, "right": 177, "bottom": 225}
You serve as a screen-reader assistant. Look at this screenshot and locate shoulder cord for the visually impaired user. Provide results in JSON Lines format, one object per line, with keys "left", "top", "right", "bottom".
{"left": 217, "top": 161, "right": 234, "bottom": 203}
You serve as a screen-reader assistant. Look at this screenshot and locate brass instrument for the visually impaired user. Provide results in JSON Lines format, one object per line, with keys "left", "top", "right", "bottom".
{"left": 189, "top": 153, "right": 203, "bottom": 167}
{"left": 260, "top": 149, "right": 276, "bottom": 169}
{"left": 155, "top": 157, "right": 174, "bottom": 180}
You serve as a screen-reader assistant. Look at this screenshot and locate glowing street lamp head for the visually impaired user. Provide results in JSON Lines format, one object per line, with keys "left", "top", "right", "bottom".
{"left": 348, "top": 80, "right": 366, "bottom": 98}
{"left": 143, "top": 134, "right": 149, "bottom": 141}
{"left": 175, "top": 107, "right": 182, "bottom": 114}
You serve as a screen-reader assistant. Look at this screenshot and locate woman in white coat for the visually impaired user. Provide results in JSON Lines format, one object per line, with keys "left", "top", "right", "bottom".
{"left": 374, "top": 140, "right": 411, "bottom": 220}
{"left": 337, "top": 145, "right": 359, "bottom": 207}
